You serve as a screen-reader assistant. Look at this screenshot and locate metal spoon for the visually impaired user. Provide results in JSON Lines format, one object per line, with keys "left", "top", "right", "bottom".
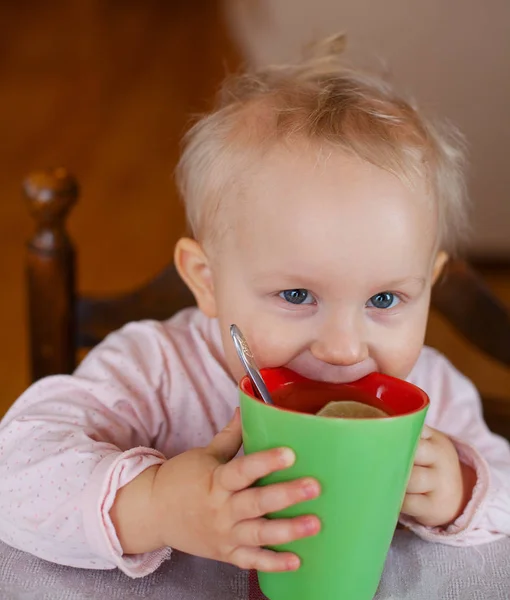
{"left": 230, "top": 324, "right": 274, "bottom": 405}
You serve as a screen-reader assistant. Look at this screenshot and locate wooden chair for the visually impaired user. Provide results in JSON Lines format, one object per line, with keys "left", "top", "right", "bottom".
{"left": 23, "top": 168, "right": 510, "bottom": 440}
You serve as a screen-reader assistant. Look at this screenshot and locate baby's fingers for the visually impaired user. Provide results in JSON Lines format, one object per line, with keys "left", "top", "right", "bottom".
{"left": 407, "top": 465, "right": 434, "bottom": 494}
{"left": 231, "top": 478, "right": 320, "bottom": 521}
{"left": 216, "top": 447, "right": 296, "bottom": 492}
{"left": 414, "top": 438, "right": 436, "bottom": 467}
{"left": 234, "top": 515, "right": 321, "bottom": 549}
{"left": 206, "top": 408, "right": 243, "bottom": 463}
{"left": 228, "top": 546, "right": 300, "bottom": 572}
{"left": 401, "top": 492, "right": 429, "bottom": 519}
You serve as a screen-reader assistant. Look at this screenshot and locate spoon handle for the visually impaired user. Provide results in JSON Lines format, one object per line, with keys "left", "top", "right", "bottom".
{"left": 230, "top": 325, "right": 274, "bottom": 405}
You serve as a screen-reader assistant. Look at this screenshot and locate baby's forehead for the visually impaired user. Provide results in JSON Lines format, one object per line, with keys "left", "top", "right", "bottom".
{"left": 210, "top": 145, "right": 438, "bottom": 266}
{"left": 230, "top": 142, "right": 433, "bottom": 218}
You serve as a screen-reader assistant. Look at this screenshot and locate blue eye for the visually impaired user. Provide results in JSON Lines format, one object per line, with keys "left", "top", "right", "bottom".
{"left": 367, "top": 292, "right": 399, "bottom": 309}
{"left": 280, "top": 289, "right": 315, "bottom": 305}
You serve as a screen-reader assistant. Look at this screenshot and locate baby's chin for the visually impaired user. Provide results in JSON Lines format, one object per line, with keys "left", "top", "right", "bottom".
{"left": 284, "top": 355, "right": 379, "bottom": 384}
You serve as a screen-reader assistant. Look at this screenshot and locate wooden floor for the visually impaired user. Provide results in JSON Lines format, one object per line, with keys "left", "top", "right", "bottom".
{"left": 1, "top": 1, "right": 509, "bottom": 416}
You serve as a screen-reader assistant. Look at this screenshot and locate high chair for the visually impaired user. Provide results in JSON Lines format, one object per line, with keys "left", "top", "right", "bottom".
{"left": 23, "top": 168, "right": 510, "bottom": 440}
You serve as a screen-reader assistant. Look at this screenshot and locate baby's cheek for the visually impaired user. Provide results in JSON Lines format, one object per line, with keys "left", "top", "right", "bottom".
{"left": 375, "top": 336, "right": 424, "bottom": 380}
{"left": 250, "top": 324, "right": 305, "bottom": 369}
{"left": 254, "top": 341, "right": 295, "bottom": 370}
{"left": 382, "top": 302, "right": 430, "bottom": 372}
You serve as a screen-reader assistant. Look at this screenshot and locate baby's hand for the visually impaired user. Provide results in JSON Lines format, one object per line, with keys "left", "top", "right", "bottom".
{"left": 150, "top": 408, "right": 321, "bottom": 571}
{"left": 401, "top": 426, "right": 477, "bottom": 528}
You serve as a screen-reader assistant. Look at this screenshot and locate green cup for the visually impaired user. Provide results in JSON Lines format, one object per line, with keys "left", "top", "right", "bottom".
{"left": 239, "top": 367, "right": 429, "bottom": 600}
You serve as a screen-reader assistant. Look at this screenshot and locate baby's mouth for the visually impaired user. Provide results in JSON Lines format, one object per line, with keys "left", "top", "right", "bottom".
{"left": 284, "top": 354, "right": 378, "bottom": 384}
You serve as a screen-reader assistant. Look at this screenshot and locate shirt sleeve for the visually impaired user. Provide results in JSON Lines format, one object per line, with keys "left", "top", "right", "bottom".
{"left": 400, "top": 348, "right": 510, "bottom": 546}
{"left": 0, "top": 321, "right": 176, "bottom": 577}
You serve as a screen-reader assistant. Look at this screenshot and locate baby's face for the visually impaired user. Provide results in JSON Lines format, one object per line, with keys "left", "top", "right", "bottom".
{"left": 207, "top": 145, "right": 442, "bottom": 384}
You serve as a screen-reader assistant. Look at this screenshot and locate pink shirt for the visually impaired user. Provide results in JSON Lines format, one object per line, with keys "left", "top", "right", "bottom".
{"left": 0, "top": 308, "right": 509, "bottom": 578}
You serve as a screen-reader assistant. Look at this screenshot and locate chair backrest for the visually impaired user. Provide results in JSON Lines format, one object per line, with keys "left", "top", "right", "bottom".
{"left": 432, "top": 260, "right": 510, "bottom": 368}
{"left": 430, "top": 260, "right": 510, "bottom": 441}
{"left": 23, "top": 168, "right": 510, "bottom": 440}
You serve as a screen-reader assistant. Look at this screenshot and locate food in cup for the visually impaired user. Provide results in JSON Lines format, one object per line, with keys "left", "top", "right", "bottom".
{"left": 316, "top": 400, "right": 389, "bottom": 419}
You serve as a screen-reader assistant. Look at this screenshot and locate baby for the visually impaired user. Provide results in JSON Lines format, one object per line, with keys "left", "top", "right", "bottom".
{"left": 1, "top": 36, "right": 509, "bottom": 579}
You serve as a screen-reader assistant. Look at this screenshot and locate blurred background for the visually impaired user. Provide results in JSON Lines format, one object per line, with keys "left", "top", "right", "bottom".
{"left": 1, "top": 0, "right": 509, "bottom": 414}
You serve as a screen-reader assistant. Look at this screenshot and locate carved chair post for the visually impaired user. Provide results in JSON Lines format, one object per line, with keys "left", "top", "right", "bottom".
{"left": 24, "top": 168, "right": 78, "bottom": 381}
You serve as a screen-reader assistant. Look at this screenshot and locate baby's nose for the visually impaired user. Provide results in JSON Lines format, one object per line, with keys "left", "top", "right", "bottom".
{"left": 310, "top": 318, "right": 368, "bottom": 366}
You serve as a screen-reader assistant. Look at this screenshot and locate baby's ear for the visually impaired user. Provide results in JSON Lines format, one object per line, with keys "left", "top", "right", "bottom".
{"left": 432, "top": 251, "right": 449, "bottom": 285}
{"left": 174, "top": 238, "right": 217, "bottom": 318}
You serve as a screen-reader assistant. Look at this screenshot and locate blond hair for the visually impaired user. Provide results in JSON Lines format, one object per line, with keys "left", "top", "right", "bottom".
{"left": 175, "top": 34, "right": 469, "bottom": 253}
